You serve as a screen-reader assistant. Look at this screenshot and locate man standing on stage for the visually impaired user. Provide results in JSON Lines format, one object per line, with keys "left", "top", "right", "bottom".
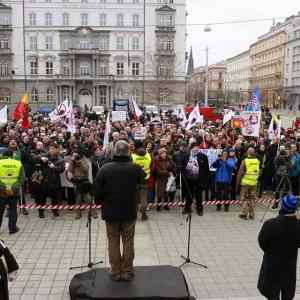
{"left": 258, "top": 195, "right": 300, "bottom": 300}
{"left": 95, "top": 140, "right": 145, "bottom": 282}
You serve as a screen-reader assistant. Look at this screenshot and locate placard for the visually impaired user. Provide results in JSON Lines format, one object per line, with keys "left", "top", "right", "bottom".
{"left": 112, "top": 111, "right": 127, "bottom": 122}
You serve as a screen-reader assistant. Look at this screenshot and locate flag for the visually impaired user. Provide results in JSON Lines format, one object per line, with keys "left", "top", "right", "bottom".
{"left": 129, "top": 97, "right": 143, "bottom": 119}
{"left": 49, "top": 100, "right": 70, "bottom": 122}
{"left": 186, "top": 105, "right": 203, "bottom": 130}
{"left": 103, "top": 113, "right": 111, "bottom": 150}
{"left": 0, "top": 105, "right": 7, "bottom": 125}
{"left": 245, "top": 86, "right": 261, "bottom": 112}
{"left": 14, "top": 93, "right": 30, "bottom": 128}
{"left": 65, "top": 101, "right": 76, "bottom": 134}
{"left": 187, "top": 47, "right": 194, "bottom": 76}
{"left": 176, "top": 107, "right": 187, "bottom": 127}
{"left": 223, "top": 109, "right": 235, "bottom": 125}
{"left": 268, "top": 114, "right": 281, "bottom": 140}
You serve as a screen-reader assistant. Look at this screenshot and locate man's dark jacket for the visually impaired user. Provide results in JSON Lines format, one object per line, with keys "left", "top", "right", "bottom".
{"left": 94, "top": 156, "right": 145, "bottom": 222}
{"left": 258, "top": 214, "right": 300, "bottom": 299}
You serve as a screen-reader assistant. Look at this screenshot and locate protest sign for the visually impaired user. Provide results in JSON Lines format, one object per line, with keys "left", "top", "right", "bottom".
{"left": 241, "top": 111, "right": 261, "bottom": 137}
{"left": 199, "top": 149, "right": 222, "bottom": 170}
{"left": 112, "top": 111, "right": 127, "bottom": 122}
{"left": 135, "top": 127, "right": 147, "bottom": 140}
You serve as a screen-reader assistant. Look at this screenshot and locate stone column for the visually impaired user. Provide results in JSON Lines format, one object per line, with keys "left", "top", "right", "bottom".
{"left": 56, "top": 86, "right": 59, "bottom": 105}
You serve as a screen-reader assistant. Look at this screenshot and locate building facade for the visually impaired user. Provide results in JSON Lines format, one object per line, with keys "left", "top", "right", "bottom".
{"left": 225, "top": 50, "right": 250, "bottom": 106}
{"left": 250, "top": 26, "right": 287, "bottom": 108}
{"left": 284, "top": 15, "right": 300, "bottom": 110}
{"left": 0, "top": 0, "right": 186, "bottom": 110}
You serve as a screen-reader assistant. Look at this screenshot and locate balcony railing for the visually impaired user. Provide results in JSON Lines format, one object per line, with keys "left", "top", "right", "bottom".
{"left": 155, "top": 25, "right": 176, "bottom": 33}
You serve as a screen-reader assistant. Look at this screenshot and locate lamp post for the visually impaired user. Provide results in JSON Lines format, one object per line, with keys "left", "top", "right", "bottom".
{"left": 204, "top": 25, "right": 211, "bottom": 107}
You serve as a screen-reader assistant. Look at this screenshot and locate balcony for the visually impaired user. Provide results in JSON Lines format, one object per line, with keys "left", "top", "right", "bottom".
{"left": 155, "top": 26, "right": 176, "bottom": 33}
{"left": 60, "top": 48, "right": 110, "bottom": 56}
{"left": 0, "top": 48, "right": 13, "bottom": 55}
{"left": 156, "top": 49, "right": 176, "bottom": 57}
{"left": 56, "top": 73, "right": 114, "bottom": 81}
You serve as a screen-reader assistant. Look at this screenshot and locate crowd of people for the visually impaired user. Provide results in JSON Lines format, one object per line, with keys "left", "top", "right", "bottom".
{"left": 0, "top": 107, "right": 299, "bottom": 232}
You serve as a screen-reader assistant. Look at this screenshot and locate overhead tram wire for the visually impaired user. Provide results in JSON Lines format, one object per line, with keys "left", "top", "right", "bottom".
{"left": 2, "top": 17, "right": 287, "bottom": 29}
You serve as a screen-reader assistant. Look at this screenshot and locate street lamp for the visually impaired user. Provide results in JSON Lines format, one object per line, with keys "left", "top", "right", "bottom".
{"left": 204, "top": 25, "right": 211, "bottom": 107}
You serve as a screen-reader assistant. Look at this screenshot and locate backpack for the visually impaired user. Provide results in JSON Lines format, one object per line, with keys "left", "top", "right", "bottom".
{"left": 185, "top": 152, "right": 199, "bottom": 179}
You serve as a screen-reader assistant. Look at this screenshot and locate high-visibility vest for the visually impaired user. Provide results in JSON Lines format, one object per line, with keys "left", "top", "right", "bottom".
{"left": 241, "top": 158, "right": 260, "bottom": 186}
{"left": 0, "top": 158, "right": 22, "bottom": 189}
{"left": 132, "top": 153, "right": 152, "bottom": 180}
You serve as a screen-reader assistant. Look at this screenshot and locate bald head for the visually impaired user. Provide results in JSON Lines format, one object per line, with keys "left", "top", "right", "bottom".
{"left": 114, "top": 140, "right": 130, "bottom": 157}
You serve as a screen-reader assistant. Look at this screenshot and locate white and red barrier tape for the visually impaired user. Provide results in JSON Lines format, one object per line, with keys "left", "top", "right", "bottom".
{"left": 18, "top": 197, "right": 276, "bottom": 210}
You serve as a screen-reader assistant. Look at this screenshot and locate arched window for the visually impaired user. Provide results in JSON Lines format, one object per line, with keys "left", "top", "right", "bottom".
{"left": 117, "top": 14, "right": 124, "bottom": 27}
{"left": 45, "top": 13, "right": 52, "bottom": 26}
{"left": 132, "top": 88, "right": 140, "bottom": 103}
{"left": 46, "top": 88, "right": 54, "bottom": 102}
{"left": 29, "top": 12, "right": 36, "bottom": 26}
{"left": 117, "top": 87, "right": 123, "bottom": 98}
{"left": 31, "top": 88, "right": 39, "bottom": 102}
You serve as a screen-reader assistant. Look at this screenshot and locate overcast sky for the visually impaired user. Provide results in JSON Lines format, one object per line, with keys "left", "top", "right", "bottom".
{"left": 187, "top": 0, "right": 300, "bottom": 67}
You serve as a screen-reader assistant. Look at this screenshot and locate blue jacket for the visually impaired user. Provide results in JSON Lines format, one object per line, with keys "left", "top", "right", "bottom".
{"left": 212, "top": 158, "right": 237, "bottom": 184}
{"left": 289, "top": 153, "right": 300, "bottom": 177}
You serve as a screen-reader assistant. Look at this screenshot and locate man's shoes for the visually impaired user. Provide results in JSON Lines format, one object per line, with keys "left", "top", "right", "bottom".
{"left": 224, "top": 206, "right": 229, "bottom": 212}
{"left": 249, "top": 215, "right": 255, "bottom": 220}
{"left": 216, "top": 206, "right": 221, "bottom": 211}
{"left": 9, "top": 227, "right": 20, "bottom": 234}
{"left": 52, "top": 210, "right": 59, "bottom": 217}
{"left": 156, "top": 205, "right": 161, "bottom": 212}
{"left": 239, "top": 214, "right": 248, "bottom": 220}
{"left": 39, "top": 211, "right": 45, "bottom": 219}
{"left": 141, "top": 213, "right": 148, "bottom": 221}
{"left": 196, "top": 209, "right": 203, "bottom": 216}
{"left": 272, "top": 202, "right": 279, "bottom": 210}
{"left": 75, "top": 211, "right": 82, "bottom": 220}
{"left": 182, "top": 208, "right": 191, "bottom": 215}
{"left": 92, "top": 210, "right": 98, "bottom": 219}
{"left": 110, "top": 274, "right": 122, "bottom": 282}
{"left": 164, "top": 205, "right": 170, "bottom": 211}
{"left": 22, "top": 208, "right": 29, "bottom": 216}
{"left": 121, "top": 272, "right": 135, "bottom": 282}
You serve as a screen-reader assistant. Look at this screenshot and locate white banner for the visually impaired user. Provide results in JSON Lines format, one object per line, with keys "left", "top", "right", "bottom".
{"left": 0, "top": 105, "right": 7, "bottom": 125}
{"left": 112, "top": 111, "right": 127, "bottom": 122}
{"left": 134, "top": 127, "right": 147, "bottom": 140}
{"left": 241, "top": 111, "right": 261, "bottom": 137}
{"left": 199, "top": 149, "right": 222, "bottom": 170}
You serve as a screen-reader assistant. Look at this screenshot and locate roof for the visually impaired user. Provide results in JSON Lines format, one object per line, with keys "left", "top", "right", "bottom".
{"left": 0, "top": 3, "right": 11, "bottom": 9}
{"left": 155, "top": 5, "right": 176, "bottom": 12}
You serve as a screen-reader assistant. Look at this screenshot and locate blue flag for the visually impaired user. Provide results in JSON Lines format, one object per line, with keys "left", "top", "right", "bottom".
{"left": 245, "top": 86, "right": 261, "bottom": 112}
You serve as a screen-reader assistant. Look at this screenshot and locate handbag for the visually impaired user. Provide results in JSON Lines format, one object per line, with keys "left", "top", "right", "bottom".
{"left": 166, "top": 174, "right": 176, "bottom": 193}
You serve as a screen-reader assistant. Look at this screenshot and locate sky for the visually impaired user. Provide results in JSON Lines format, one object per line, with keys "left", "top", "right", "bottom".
{"left": 187, "top": 0, "right": 300, "bottom": 67}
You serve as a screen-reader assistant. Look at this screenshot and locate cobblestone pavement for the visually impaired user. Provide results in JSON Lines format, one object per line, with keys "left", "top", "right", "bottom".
{"left": 2, "top": 204, "right": 300, "bottom": 300}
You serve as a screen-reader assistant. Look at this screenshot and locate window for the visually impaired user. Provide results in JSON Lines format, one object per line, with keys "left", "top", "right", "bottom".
{"left": 79, "top": 39, "right": 90, "bottom": 49}
{"left": 99, "top": 86, "right": 107, "bottom": 105}
{"left": 46, "top": 61, "right": 53, "bottom": 75}
{"left": 132, "top": 37, "right": 139, "bottom": 50}
{"left": 62, "top": 87, "right": 70, "bottom": 100}
{"left": 99, "top": 37, "right": 109, "bottom": 50}
{"left": 81, "top": 13, "right": 88, "bottom": 26}
{"left": 286, "top": 64, "right": 289, "bottom": 73}
{"left": 29, "top": 13, "right": 36, "bottom": 26}
{"left": 116, "top": 37, "right": 124, "bottom": 50}
{"left": 0, "top": 95, "right": 11, "bottom": 103}
{"left": 159, "top": 64, "right": 166, "bottom": 76}
{"left": 99, "top": 13, "right": 106, "bottom": 26}
{"left": 132, "top": 62, "right": 139, "bottom": 76}
{"left": 159, "top": 88, "right": 168, "bottom": 104}
{"left": 63, "top": 62, "right": 70, "bottom": 75}
{"left": 117, "top": 87, "right": 124, "bottom": 98}
{"left": 132, "top": 88, "right": 140, "bottom": 102}
{"left": 62, "top": 13, "right": 69, "bottom": 26}
{"left": 159, "top": 15, "right": 173, "bottom": 26}
{"left": 46, "top": 0, "right": 51, "bottom": 2}
{"left": 29, "top": 36, "right": 37, "bottom": 50}
{"left": 62, "top": 39, "right": 69, "bottom": 50}
{"left": 82, "top": 0, "right": 88, "bottom": 3}
{"left": 46, "top": 88, "right": 54, "bottom": 102}
{"left": 218, "top": 82, "right": 223, "bottom": 90}
{"left": 0, "top": 63, "right": 8, "bottom": 77}
{"left": 80, "top": 63, "right": 90, "bottom": 76}
{"left": 132, "top": 15, "right": 139, "bottom": 27}
{"left": 133, "top": 0, "right": 139, "bottom": 3}
{"left": 117, "top": 14, "right": 124, "bottom": 27}
{"left": 166, "top": 39, "right": 173, "bottom": 50}
{"left": 0, "top": 15, "right": 9, "bottom": 25}
{"left": 45, "top": 36, "right": 53, "bottom": 50}
{"left": 98, "top": 62, "right": 109, "bottom": 75}
{"left": 116, "top": 62, "right": 124, "bottom": 76}
{"left": 31, "top": 88, "right": 39, "bottom": 102}
{"left": 117, "top": 0, "right": 123, "bottom": 3}
{"left": 45, "top": 13, "right": 52, "bottom": 26}
{"left": 287, "top": 48, "right": 290, "bottom": 57}
{"left": 99, "top": 0, "right": 106, "bottom": 3}
{"left": 0, "top": 39, "right": 8, "bottom": 49}
{"left": 30, "top": 60, "right": 38, "bottom": 74}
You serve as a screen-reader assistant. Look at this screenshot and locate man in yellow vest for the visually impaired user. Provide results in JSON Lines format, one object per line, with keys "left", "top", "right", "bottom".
{"left": 236, "top": 147, "right": 260, "bottom": 220}
{"left": 132, "top": 140, "right": 151, "bottom": 221}
{"left": 0, "top": 150, "right": 24, "bottom": 234}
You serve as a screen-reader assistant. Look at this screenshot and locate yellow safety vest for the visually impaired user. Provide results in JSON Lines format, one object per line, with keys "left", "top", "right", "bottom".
{"left": 132, "top": 153, "right": 152, "bottom": 180}
{"left": 0, "top": 158, "right": 22, "bottom": 189}
{"left": 241, "top": 158, "right": 260, "bottom": 186}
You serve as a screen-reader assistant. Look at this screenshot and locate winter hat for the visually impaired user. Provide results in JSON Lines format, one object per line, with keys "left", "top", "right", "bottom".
{"left": 281, "top": 195, "right": 298, "bottom": 214}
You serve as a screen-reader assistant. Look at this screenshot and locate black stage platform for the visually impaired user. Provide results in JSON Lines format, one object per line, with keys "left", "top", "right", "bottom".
{"left": 69, "top": 265, "right": 194, "bottom": 300}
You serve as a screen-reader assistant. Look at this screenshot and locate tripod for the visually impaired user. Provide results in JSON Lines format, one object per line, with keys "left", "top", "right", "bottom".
{"left": 260, "top": 174, "right": 292, "bottom": 223}
{"left": 70, "top": 197, "right": 103, "bottom": 270}
{"left": 179, "top": 173, "right": 208, "bottom": 269}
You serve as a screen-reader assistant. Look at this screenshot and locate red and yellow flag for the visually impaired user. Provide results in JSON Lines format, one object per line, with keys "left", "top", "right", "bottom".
{"left": 14, "top": 93, "right": 30, "bottom": 128}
